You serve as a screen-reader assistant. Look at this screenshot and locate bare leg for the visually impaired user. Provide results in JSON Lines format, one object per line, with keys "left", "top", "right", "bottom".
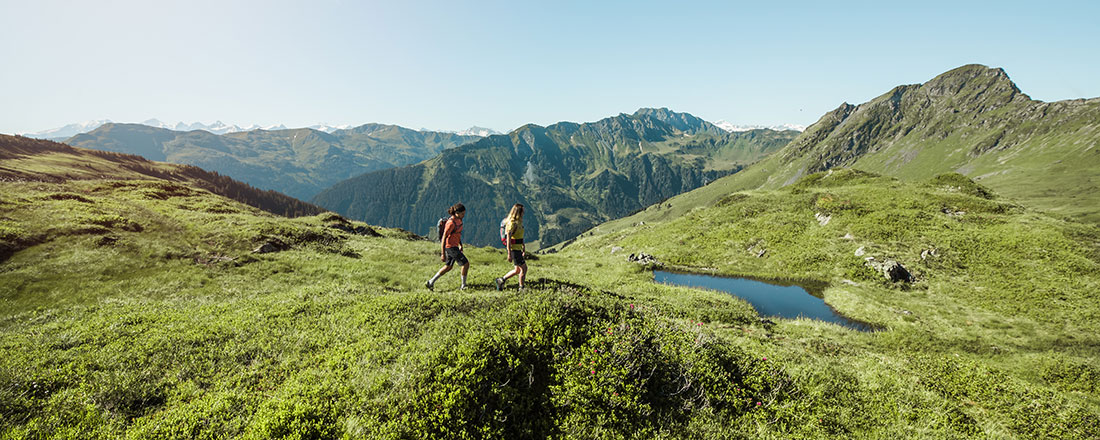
{"left": 428, "top": 265, "right": 452, "bottom": 289}
{"left": 518, "top": 264, "right": 527, "bottom": 288}
{"left": 502, "top": 266, "right": 521, "bottom": 281}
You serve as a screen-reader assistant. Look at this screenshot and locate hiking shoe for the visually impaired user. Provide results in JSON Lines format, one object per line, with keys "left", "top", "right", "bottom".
{"left": 495, "top": 277, "right": 504, "bottom": 291}
{"left": 460, "top": 284, "right": 467, "bottom": 290}
{"left": 425, "top": 280, "right": 434, "bottom": 291}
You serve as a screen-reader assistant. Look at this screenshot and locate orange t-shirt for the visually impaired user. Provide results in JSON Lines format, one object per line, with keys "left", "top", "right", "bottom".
{"left": 443, "top": 217, "right": 463, "bottom": 248}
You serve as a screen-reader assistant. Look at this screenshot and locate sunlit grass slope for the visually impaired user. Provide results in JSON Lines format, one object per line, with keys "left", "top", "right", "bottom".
{"left": 0, "top": 134, "right": 323, "bottom": 218}
{"left": 3, "top": 171, "right": 1099, "bottom": 438}
{"left": 1, "top": 179, "right": 812, "bottom": 439}
{"left": 558, "top": 168, "right": 1100, "bottom": 438}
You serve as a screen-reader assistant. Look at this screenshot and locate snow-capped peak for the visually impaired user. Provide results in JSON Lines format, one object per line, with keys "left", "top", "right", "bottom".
{"left": 456, "top": 126, "right": 502, "bottom": 137}
{"left": 713, "top": 120, "right": 806, "bottom": 133}
{"left": 420, "top": 126, "right": 502, "bottom": 137}
{"left": 308, "top": 123, "right": 352, "bottom": 133}
{"left": 132, "top": 120, "right": 293, "bottom": 134}
{"left": 21, "top": 120, "right": 112, "bottom": 139}
{"left": 25, "top": 119, "right": 500, "bottom": 139}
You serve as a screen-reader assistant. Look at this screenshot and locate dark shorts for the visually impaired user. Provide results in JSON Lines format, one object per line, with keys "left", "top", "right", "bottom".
{"left": 509, "top": 250, "right": 526, "bottom": 267}
{"left": 444, "top": 247, "right": 469, "bottom": 267}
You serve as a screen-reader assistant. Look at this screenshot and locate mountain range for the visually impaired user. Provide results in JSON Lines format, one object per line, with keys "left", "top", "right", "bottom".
{"left": 712, "top": 121, "right": 807, "bottom": 132}
{"left": 20, "top": 120, "right": 343, "bottom": 139}
{"left": 21, "top": 120, "right": 503, "bottom": 140}
{"left": 3, "top": 122, "right": 1097, "bottom": 438}
{"left": 450, "top": 126, "right": 504, "bottom": 137}
{"left": 64, "top": 123, "right": 485, "bottom": 201}
{"left": 4, "top": 64, "right": 1100, "bottom": 438}
{"left": 587, "top": 64, "right": 1100, "bottom": 241}
{"left": 312, "top": 108, "right": 799, "bottom": 247}
{"left": 21, "top": 119, "right": 802, "bottom": 141}
{"left": 19, "top": 120, "right": 114, "bottom": 140}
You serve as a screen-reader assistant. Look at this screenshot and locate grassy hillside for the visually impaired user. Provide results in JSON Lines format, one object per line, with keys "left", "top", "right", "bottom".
{"left": 0, "top": 135, "right": 323, "bottom": 220}
{"left": 559, "top": 169, "right": 1100, "bottom": 437}
{"left": 65, "top": 123, "right": 483, "bottom": 200}
{"left": 313, "top": 109, "right": 797, "bottom": 247}
{"left": 1, "top": 179, "right": 793, "bottom": 439}
{"left": 3, "top": 168, "right": 1098, "bottom": 438}
{"left": 586, "top": 65, "right": 1100, "bottom": 242}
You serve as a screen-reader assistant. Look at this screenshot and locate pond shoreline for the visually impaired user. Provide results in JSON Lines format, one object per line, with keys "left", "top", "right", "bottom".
{"left": 653, "top": 269, "right": 879, "bottom": 332}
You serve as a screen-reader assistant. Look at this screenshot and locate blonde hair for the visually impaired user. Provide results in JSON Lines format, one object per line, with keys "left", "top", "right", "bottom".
{"left": 507, "top": 204, "right": 524, "bottom": 229}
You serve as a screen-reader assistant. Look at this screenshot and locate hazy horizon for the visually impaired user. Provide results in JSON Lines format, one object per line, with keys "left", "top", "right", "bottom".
{"left": 3, "top": 0, "right": 1098, "bottom": 135}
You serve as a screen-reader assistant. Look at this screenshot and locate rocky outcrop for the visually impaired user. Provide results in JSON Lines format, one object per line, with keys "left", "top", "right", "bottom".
{"left": 864, "top": 256, "right": 914, "bottom": 283}
{"left": 326, "top": 220, "right": 382, "bottom": 237}
{"left": 628, "top": 252, "right": 661, "bottom": 266}
{"left": 253, "top": 238, "right": 290, "bottom": 254}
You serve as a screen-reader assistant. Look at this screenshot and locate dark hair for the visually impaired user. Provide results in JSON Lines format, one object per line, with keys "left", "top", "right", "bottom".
{"left": 447, "top": 203, "right": 466, "bottom": 216}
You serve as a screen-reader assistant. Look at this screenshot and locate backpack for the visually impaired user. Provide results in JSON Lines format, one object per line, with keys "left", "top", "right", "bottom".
{"left": 437, "top": 217, "right": 449, "bottom": 242}
{"left": 499, "top": 218, "right": 509, "bottom": 247}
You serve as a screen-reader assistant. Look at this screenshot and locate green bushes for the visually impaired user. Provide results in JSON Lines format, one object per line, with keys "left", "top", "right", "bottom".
{"left": 927, "top": 173, "right": 995, "bottom": 199}
{"left": 81, "top": 214, "right": 143, "bottom": 232}
{"left": 790, "top": 169, "right": 886, "bottom": 190}
{"left": 1041, "top": 356, "right": 1099, "bottom": 394}
{"left": 911, "top": 354, "right": 1100, "bottom": 438}
{"left": 552, "top": 314, "right": 789, "bottom": 437}
{"left": 246, "top": 378, "right": 345, "bottom": 440}
{"left": 0, "top": 278, "right": 790, "bottom": 439}
{"left": 362, "top": 291, "right": 789, "bottom": 439}
{"left": 0, "top": 222, "right": 26, "bottom": 242}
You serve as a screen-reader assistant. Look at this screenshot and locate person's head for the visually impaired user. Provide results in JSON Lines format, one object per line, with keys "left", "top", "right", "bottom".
{"left": 448, "top": 203, "right": 466, "bottom": 219}
{"left": 508, "top": 203, "right": 524, "bottom": 223}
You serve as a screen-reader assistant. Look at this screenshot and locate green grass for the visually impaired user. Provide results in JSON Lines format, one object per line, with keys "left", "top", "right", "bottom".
{"left": 2, "top": 175, "right": 1100, "bottom": 438}
{"left": 559, "top": 169, "right": 1100, "bottom": 437}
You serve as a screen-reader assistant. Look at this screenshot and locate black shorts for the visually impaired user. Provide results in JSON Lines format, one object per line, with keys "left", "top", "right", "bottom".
{"left": 444, "top": 247, "right": 469, "bottom": 267}
{"left": 509, "top": 250, "right": 526, "bottom": 266}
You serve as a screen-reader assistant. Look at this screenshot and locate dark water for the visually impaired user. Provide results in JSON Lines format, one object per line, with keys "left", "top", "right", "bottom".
{"left": 654, "top": 270, "right": 874, "bottom": 331}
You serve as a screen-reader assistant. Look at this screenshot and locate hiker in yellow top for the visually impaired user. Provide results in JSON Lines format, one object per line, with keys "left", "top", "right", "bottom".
{"left": 495, "top": 203, "right": 527, "bottom": 290}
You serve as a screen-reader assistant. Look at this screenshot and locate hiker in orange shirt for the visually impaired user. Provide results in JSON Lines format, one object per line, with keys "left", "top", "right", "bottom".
{"left": 426, "top": 203, "right": 469, "bottom": 290}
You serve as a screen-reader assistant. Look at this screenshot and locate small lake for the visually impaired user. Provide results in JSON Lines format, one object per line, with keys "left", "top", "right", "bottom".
{"left": 654, "top": 270, "right": 875, "bottom": 331}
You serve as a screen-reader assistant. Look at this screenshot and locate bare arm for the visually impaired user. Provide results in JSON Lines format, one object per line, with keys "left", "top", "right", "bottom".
{"left": 506, "top": 224, "right": 514, "bottom": 261}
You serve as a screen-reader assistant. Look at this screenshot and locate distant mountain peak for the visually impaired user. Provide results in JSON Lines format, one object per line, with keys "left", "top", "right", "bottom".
{"left": 923, "top": 64, "right": 1025, "bottom": 100}
{"left": 632, "top": 107, "right": 676, "bottom": 117}
{"left": 625, "top": 108, "right": 719, "bottom": 134}
{"left": 456, "top": 126, "right": 501, "bottom": 137}
{"left": 309, "top": 123, "right": 352, "bottom": 133}
{"left": 419, "top": 126, "right": 501, "bottom": 137}
{"left": 20, "top": 120, "right": 112, "bottom": 139}
{"left": 712, "top": 121, "right": 807, "bottom": 133}
{"left": 631, "top": 107, "right": 701, "bottom": 123}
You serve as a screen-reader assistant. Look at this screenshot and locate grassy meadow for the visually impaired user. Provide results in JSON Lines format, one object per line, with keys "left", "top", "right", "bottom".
{"left": 2, "top": 173, "right": 1099, "bottom": 438}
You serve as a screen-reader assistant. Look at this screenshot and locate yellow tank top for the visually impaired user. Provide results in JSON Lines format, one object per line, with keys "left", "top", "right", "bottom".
{"left": 507, "top": 219, "right": 524, "bottom": 250}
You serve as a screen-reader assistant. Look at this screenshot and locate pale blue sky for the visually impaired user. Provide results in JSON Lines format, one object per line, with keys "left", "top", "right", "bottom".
{"left": 2, "top": 0, "right": 1098, "bottom": 134}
